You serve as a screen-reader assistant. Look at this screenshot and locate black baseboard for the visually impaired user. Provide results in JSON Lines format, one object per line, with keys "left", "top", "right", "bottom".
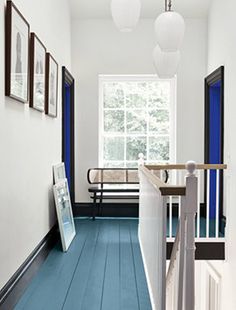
{"left": 0, "top": 225, "right": 59, "bottom": 310}
{"left": 73, "top": 202, "right": 221, "bottom": 220}
{"left": 167, "top": 242, "right": 225, "bottom": 260}
{"left": 73, "top": 203, "right": 139, "bottom": 218}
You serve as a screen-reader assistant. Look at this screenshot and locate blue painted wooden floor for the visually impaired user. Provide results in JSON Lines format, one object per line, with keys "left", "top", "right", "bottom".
{"left": 15, "top": 219, "right": 152, "bottom": 310}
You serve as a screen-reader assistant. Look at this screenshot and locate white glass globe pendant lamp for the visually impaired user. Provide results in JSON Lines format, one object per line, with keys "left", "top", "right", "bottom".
{"left": 154, "top": 0, "right": 185, "bottom": 52}
{"left": 111, "top": 0, "right": 141, "bottom": 32}
{"left": 153, "top": 44, "right": 180, "bottom": 79}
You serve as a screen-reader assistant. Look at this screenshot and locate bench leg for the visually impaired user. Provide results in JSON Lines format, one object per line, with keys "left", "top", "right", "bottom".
{"left": 99, "top": 196, "right": 103, "bottom": 217}
{"left": 92, "top": 195, "right": 96, "bottom": 221}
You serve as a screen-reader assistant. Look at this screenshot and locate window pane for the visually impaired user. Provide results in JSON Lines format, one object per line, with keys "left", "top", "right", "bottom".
{"left": 104, "top": 137, "right": 124, "bottom": 161}
{"left": 148, "top": 81, "right": 170, "bottom": 109}
{"left": 104, "top": 82, "right": 125, "bottom": 108}
{"left": 149, "top": 109, "right": 169, "bottom": 134}
{"left": 149, "top": 136, "right": 169, "bottom": 161}
{"left": 104, "top": 110, "right": 125, "bottom": 133}
{"left": 126, "top": 82, "right": 147, "bottom": 108}
{"left": 127, "top": 110, "right": 147, "bottom": 134}
{"left": 100, "top": 77, "right": 174, "bottom": 167}
{"left": 126, "top": 137, "right": 147, "bottom": 161}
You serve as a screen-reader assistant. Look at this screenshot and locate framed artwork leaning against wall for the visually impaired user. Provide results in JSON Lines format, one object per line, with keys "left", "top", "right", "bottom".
{"left": 45, "top": 53, "right": 58, "bottom": 117}
{"left": 5, "top": 0, "right": 30, "bottom": 103}
{"left": 53, "top": 179, "right": 76, "bottom": 252}
{"left": 29, "top": 33, "right": 46, "bottom": 112}
{"left": 53, "top": 163, "right": 66, "bottom": 183}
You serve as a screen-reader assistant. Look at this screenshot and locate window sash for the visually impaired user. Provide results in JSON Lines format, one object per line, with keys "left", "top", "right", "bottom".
{"left": 99, "top": 75, "right": 176, "bottom": 168}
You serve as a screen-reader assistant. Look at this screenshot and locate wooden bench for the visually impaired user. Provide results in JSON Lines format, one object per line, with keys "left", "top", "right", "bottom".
{"left": 87, "top": 168, "right": 139, "bottom": 220}
{"left": 87, "top": 167, "right": 168, "bottom": 220}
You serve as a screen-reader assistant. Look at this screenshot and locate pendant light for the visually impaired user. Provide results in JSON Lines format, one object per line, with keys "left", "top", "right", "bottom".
{"left": 111, "top": 0, "right": 141, "bottom": 32}
{"left": 153, "top": 44, "right": 180, "bottom": 79}
{"left": 154, "top": 0, "right": 185, "bottom": 52}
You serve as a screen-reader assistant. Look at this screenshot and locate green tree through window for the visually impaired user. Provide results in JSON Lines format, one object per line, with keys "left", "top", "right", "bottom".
{"left": 100, "top": 76, "right": 175, "bottom": 168}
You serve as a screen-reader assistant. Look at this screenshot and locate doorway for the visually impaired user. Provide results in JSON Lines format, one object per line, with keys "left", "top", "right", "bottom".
{"left": 62, "top": 67, "right": 75, "bottom": 205}
{"left": 205, "top": 66, "right": 224, "bottom": 224}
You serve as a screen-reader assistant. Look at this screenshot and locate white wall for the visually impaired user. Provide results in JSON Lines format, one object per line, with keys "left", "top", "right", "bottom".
{"left": 207, "top": 0, "right": 236, "bottom": 308}
{"left": 72, "top": 18, "right": 207, "bottom": 202}
{"left": 0, "top": 0, "right": 71, "bottom": 290}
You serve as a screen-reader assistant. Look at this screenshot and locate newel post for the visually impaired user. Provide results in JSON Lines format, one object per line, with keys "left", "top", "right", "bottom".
{"left": 138, "top": 153, "right": 145, "bottom": 166}
{"left": 184, "top": 161, "right": 198, "bottom": 310}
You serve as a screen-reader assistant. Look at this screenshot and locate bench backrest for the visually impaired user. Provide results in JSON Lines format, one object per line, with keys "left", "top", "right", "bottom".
{"left": 87, "top": 168, "right": 169, "bottom": 185}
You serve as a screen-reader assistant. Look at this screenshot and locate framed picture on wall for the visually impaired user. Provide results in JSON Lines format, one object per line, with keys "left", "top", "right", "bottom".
{"left": 29, "top": 33, "right": 46, "bottom": 112}
{"left": 45, "top": 53, "right": 58, "bottom": 117}
{"left": 5, "top": 0, "right": 30, "bottom": 103}
{"left": 53, "top": 179, "right": 76, "bottom": 252}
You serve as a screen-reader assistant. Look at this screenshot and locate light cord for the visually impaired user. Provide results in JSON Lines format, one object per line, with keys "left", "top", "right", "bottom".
{"left": 165, "top": 0, "right": 172, "bottom": 11}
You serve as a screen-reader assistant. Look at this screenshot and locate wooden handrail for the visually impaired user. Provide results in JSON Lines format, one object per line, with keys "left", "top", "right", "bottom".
{"left": 145, "top": 163, "right": 227, "bottom": 170}
{"left": 139, "top": 166, "right": 186, "bottom": 196}
{"left": 160, "top": 187, "right": 186, "bottom": 196}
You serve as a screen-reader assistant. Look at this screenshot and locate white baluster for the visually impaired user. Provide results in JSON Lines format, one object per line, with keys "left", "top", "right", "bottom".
{"left": 138, "top": 153, "right": 145, "bottom": 166}
{"left": 178, "top": 196, "right": 181, "bottom": 219}
{"left": 216, "top": 170, "right": 220, "bottom": 238}
{"left": 181, "top": 170, "right": 185, "bottom": 186}
{"left": 169, "top": 196, "right": 173, "bottom": 238}
{"left": 197, "top": 170, "right": 201, "bottom": 238}
{"left": 177, "top": 196, "right": 186, "bottom": 310}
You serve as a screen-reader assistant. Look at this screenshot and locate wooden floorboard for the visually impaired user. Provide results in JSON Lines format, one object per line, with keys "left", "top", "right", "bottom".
{"left": 100, "top": 220, "right": 120, "bottom": 310}
{"left": 119, "top": 221, "right": 140, "bottom": 310}
{"left": 79, "top": 221, "right": 110, "bottom": 310}
{"left": 129, "top": 221, "right": 152, "bottom": 310}
{"left": 15, "top": 221, "right": 91, "bottom": 310}
{"left": 62, "top": 221, "right": 101, "bottom": 310}
{"left": 15, "top": 219, "right": 151, "bottom": 310}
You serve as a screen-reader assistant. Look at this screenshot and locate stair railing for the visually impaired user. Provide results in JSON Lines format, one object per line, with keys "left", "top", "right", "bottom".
{"left": 138, "top": 161, "right": 198, "bottom": 310}
{"left": 146, "top": 163, "right": 227, "bottom": 240}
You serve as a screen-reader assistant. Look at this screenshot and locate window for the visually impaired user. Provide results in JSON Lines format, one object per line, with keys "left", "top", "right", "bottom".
{"left": 99, "top": 75, "right": 176, "bottom": 168}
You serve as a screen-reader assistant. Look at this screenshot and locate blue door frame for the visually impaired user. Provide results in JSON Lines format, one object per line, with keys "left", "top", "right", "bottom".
{"left": 62, "top": 67, "right": 75, "bottom": 205}
{"left": 205, "top": 66, "right": 224, "bottom": 225}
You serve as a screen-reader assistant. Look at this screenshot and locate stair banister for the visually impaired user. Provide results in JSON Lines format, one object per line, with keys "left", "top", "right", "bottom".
{"left": 139, "top": 161, "right": 198, "bottom": 310}
{"left": 183, "top": 161, "right": 198, "bottom": 310}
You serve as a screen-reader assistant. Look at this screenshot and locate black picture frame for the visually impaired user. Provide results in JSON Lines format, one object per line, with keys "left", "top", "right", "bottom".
{"left": 5, "top": 0, "right": 30, "bottom": 103}
{"left": 45, "top": 53, "right": 58, "bottom": 117}
{"left": 29, "top": 33, "right": 47, "bottom": 112}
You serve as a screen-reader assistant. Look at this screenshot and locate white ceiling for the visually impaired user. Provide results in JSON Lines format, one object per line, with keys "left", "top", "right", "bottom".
{"left": 69, "top": 0, "right": 212, "bottom": 19}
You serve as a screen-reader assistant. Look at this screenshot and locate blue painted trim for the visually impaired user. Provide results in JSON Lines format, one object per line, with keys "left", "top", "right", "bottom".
{"left": 64, "top": 86, "right": 71, "bottom": 191}
{"left": 209, "top": 81, "right": 221, "bottom": 219}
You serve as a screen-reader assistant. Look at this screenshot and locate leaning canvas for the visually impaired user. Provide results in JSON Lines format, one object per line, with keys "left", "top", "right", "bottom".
{"left": 53, "top": 179, "right": 76, "bottom": 252}
{"left": 53, "top": 163, "right": 66, "bottom": 183}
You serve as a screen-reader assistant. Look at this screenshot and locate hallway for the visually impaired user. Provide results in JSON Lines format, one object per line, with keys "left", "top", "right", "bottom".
{"left": 15, "top": 219, "right": 151, "bottom": 310}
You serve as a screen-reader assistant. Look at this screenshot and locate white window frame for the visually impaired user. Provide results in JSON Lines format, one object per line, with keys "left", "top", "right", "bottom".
{"left": 98, "top": 74, "right": 177, "bottom": 167}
